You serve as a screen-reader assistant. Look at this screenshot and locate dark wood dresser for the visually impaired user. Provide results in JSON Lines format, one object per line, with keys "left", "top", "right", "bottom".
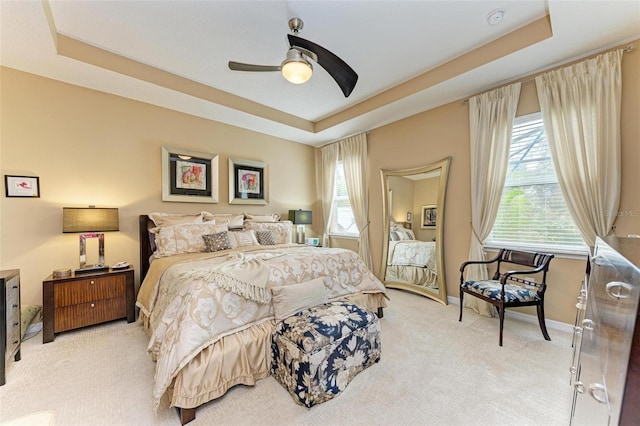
{"left": 570, "top": 237, "right": 640, "bottom": 425}
{"left": 1, "top": 269, "right": 21, "bottom": 385}
{"left": 42, "top": 268, "right": 135, "bottom": 343}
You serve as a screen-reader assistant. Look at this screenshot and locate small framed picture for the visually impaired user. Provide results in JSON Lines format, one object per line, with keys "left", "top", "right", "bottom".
{"left": 229, "top": 158, "right": 268, "bottom": 205}
{"left": 421, "top": 205, "right": 437, "bottom": 228}
{"left": 161, "top": 146, "right": 219, "bottom": 203}
{"left": 5, "top": 175, "right": 40, "bottom": 198}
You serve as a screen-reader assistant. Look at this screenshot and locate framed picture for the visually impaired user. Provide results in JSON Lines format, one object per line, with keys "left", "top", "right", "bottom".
{"left": 229, "top": 158, "right": 268, "bottom": 205}
{"left": 5, "top": 175, "right": 40, "bottom": 198}
{"left": 161, "top": 146, "right": 219, "bottom": 203}
{"left": 421, "top": 205, "right": 437, "bottom": 228}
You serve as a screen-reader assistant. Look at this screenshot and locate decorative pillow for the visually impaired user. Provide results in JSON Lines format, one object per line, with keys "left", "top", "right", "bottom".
{"left": 390, "top": 231, "right": 401, "bottom": 241}
{"left": 271, "top": 277, "right": 329, "bottom": 321}
{"left": 155, "top": 222, "right": 228, "bottom": 257}
{"left": 149, "top": 212, "right": 206, "bottom": 227}
{"left": 243, "top": 221, "right": 293, "bottom": 244}
{"left": 202, "top": 212, "right": 244, "bottom": 229}
{"left": 256, "top": 230, "right": 277, "bottom": 245}
{"left": 244, "top": 213, "right": 280, "bottom": 222}
{"left": 227, "top": 229, "right": 260, "bottom": 248}
{"left": 202, "top": 232, "right": 232, "bottom": 252}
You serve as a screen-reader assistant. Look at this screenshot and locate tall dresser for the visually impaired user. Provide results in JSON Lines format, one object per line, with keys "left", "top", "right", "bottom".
{"left": 1, "top": 269, "right": 21, "bottom": 386}
{"left": 570, "top": 237, "right": 640, "bottom": 425}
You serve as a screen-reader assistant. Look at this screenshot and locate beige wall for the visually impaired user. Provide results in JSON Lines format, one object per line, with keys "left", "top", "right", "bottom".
{"left": 367, "top": 44, "right": 640, "bottom": 325}
{"left": 2, "top": 41, "right": 638, "bottom": 326}
{"left": 0, "top": 67, "right": 316, "bottom": 306}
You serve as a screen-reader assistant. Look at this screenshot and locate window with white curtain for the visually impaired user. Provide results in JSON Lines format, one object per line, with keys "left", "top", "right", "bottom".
{"left": 330, "top": 161, "right": 358, "bottom": 237}
{"left": 487, "top": 112, "right": 586, "bottom": 254}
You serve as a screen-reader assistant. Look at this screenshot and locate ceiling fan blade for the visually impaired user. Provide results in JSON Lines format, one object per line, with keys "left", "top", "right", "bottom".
{"left": 288, "top": 34, "right": 358, "bottom": 97}
{"left": 228, "top": 61, "right": 281, "bottom": 72}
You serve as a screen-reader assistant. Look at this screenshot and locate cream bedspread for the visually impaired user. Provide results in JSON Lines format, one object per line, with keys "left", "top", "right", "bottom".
{"left": 136, "top": 244, "right": 387, "bottom": 408}
{"left": 387, "top": 240, "right": 437, "bottom": 272}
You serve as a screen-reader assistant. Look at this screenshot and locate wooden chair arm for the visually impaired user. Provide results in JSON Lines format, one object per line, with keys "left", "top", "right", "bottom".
{"left": 459, "top": 251, "right": 502, "bottom": 273}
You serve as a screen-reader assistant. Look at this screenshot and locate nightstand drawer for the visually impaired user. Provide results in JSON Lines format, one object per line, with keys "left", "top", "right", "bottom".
{"left": 54, "top": 276, "right": 126, "bottom": 308}
{"left": 43, "top": 268, "right": 135, "bottom": 343}
{"left": 54, "top": 297, "right": 127, "bottom": 332}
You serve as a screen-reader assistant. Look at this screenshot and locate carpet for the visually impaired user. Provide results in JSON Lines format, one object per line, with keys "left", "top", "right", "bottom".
{"left": 0, "top": 289, "right": 573, "bottom": 425}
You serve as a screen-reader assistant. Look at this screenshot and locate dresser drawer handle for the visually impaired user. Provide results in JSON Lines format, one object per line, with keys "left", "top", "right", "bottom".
{"left": 12, "top": 285, "right": 18, "bottom": 289}
{"left": 13, "top": 340, "right": 19, "bottom": 345}
{"left": 581, "top": 319, "right": 595, "bottom": 331}
{"left": 90, "top": 280, "right": 95, "bottom": 285}
{"left": 14, "top": 322, "right": 19, "bottom": 326}
{"left": 574, "top": 382, "right": 585, "bottom": 394}
{"left": 606, "top": 281, "right": 631, "bottom": 299}
{"left": 12, "top": 304, "right": 18, "bottom": 308}
{"left": 589, "top": 383, "right": 608, "bottom": 404}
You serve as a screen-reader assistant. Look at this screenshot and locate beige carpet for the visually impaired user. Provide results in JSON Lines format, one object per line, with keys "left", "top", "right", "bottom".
{"left": 0, "top": 289, "right": 573, "bottom": 426}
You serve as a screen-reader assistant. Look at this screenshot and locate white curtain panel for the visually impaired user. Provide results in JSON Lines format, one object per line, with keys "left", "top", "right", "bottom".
{"left": 466, "top": 82, "right": 521, "bottom": 317}
{"left": 341, "top": 133, "right": 373, "bottom": 270}
{"left": 535, "top": 50, "right": 623, "bottom": 247}
{"left": 319, "top": 143, "right": 338, "bottom": 248}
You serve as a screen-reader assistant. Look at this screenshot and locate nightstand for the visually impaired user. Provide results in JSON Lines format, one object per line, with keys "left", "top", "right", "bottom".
{"left": 42, "top": 267, "right": 135, "bottom": 343}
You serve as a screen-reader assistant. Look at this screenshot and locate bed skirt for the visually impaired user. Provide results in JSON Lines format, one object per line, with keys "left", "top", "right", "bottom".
{"left": 385, "top": 265, "right": 437, "bottom": 288}
{"left": 139, "top": 292, "right": 386, "bottom": 409}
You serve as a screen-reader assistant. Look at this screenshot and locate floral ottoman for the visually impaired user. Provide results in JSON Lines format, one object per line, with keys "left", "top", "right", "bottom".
{"left": 271, "top": 300, "right": 381, "bottom": 408}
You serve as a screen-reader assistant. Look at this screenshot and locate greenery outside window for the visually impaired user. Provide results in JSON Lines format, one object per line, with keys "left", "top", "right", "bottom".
{"left": 487, "top": 112, "right": 587, "bottom": 255}
{"left": 330, "top": 161, "right": 358, "bottom": 237}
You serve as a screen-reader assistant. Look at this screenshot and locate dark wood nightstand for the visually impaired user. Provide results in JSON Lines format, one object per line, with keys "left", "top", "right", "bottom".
{"left": 42, "top": 267, "right": 135, "bottom": 343}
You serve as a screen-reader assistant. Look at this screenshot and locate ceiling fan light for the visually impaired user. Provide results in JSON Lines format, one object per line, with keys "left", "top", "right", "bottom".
{"left": 281, "top": 49, "right": 312, "bottom": 84}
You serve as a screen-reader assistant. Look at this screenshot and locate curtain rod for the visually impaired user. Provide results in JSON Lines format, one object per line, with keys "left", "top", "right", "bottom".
{"left": 461, "top": 43, "right": 635, "bottom": 104}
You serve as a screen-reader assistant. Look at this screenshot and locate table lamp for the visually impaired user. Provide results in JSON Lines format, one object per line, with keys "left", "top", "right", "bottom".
{"left": 288, "top": 209, "right": 312, "bottom": 244}
{"left": 63, "top": 206, "right": 119, "bottom": 274}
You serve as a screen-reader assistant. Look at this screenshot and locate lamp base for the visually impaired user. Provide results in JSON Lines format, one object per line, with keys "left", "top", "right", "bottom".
{"left": 75, "top": 264, "right": 109, "bottom": 275}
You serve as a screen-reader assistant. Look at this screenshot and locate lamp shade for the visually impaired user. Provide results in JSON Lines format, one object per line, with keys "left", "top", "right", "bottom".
{"left": 288, "top": 209, "right": 312, "bottom": 225}
{"left": 63, "top": 207, "right": 119, "bottom": 233}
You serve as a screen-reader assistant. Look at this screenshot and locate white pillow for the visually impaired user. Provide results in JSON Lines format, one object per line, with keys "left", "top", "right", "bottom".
{"left": 202, "top": 212, "right": 244, "bottom": 228}
{"left": 155, "top": 222, "right": 228, "bottom": 257}
{"left": 271, "top": 277, "right": 328, "bottom": 321}
{"left": 227, "top": 229, "right": 260, "bottom": 248}
{"left": 244, "top": 213, "right": 280, "bottom": 222}
{"left": 149, "top": 212, "right": 207, "bottom": 227}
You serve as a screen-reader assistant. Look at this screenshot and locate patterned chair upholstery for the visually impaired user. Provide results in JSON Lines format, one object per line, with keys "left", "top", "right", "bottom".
{"left": 459, "top": 248, "right": 554, "bottom": 346}
{"left": 271, "top": 301, "right": 381, "bottom": 408}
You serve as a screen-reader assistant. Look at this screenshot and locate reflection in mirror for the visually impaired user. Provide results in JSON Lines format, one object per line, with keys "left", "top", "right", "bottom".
{"left": 380, "top": 157, "right": 451, "bottom": 305}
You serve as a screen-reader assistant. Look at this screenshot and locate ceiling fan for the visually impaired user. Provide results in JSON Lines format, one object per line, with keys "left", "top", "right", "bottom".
{"left": 228, "top": 18, "right": 358, "bottom": 97}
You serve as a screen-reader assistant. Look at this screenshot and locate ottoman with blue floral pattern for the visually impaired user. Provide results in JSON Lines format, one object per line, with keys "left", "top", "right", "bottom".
{"left": 271, "top": 300, "right": 381, "bottom": 408}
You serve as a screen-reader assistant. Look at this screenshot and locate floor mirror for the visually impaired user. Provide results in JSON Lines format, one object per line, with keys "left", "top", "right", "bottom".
{"left": 380, "top": 157, "right": 451, "bottom": 304}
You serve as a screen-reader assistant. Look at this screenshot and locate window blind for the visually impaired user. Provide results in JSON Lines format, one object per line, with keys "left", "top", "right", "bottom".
{"left": 488, "top": 113, "right": 585, "bottom": 249}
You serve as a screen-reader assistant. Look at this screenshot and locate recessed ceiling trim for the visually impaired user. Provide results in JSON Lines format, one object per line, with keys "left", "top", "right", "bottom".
{"left": 55, "top": 34, "right": 315, "bottom": 133}
{"left": 315, "top": 15, "right": 553, "bottom": 132}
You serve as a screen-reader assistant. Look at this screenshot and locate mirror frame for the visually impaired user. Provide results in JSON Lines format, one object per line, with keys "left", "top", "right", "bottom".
{"left": 380, "top": 156, "right": 451, "bottom": 305}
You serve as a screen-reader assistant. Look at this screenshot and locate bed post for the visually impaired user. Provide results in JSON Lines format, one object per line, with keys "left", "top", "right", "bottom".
{"left": 139, "top": 215, "right": 152, "bottom": 281}
{"left": 177, "top": 407, "right": 196, "bottom": 425}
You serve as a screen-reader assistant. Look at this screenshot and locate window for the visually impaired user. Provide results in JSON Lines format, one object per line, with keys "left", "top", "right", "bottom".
{"left": 488, "top": 113, "right": 586, "bottom": 253}
{"left": 330, "top": 161, "right": 358, "bottom": 236}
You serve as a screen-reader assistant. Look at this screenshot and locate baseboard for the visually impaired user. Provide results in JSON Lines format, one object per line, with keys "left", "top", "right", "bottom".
{"left": 447, "top": 296, "right": 573, "bottom": 334}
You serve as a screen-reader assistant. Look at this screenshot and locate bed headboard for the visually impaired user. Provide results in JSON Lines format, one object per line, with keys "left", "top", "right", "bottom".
{"left": 139, "top": 215, "right": 154, "bottom": 282}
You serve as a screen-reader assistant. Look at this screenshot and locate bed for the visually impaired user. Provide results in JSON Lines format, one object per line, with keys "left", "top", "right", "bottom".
{"left": 386, "top": 224, "right": 438, "bottom": 288}
{"left": 136, "top": 213, "right": 387, "bottom": 424}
